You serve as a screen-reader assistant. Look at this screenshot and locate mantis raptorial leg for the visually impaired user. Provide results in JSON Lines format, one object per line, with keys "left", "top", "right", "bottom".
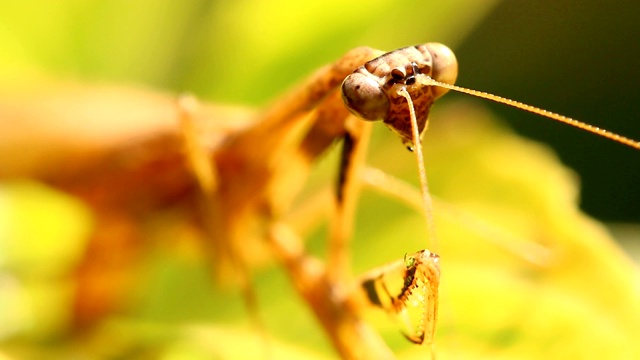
{"left": 177, "top": 95, "right": 272, "bottom": 356}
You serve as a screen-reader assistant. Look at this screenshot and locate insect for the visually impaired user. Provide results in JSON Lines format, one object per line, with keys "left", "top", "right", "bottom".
{"left": 177, "top": 43, "right": 459, "bottom": 358}
{"left": 2, "top": 42, "right": 639, "bottom": 360}
{"left": 176, "top": 42, "right": 640, "bottom": 359}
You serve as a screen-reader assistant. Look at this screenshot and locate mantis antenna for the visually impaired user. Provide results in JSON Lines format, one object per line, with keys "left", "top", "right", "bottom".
{"left": 423, "top": 77, "right": 640, "bottom": 150}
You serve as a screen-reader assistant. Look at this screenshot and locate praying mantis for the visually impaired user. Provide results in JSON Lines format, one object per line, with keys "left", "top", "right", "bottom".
{"left": 174, "top": 42, "right": 639, "bottom": 359}
{"left": 2, "top": 40, "right": 640, "bottom": 360}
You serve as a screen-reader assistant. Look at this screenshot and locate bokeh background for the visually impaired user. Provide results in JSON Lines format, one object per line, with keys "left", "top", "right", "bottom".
{"left": 455, "top": 0, "right": 640, "bottom": 223}
{"left": 2, "top": 0, "right": 638, "bottom": 221}
{"left": 1, "top": 0, "right": 639, "bottom": 359}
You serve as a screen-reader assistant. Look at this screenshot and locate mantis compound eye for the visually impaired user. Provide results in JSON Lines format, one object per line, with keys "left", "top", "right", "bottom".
{"left": 341, "top": 72, "right": 390, "bottom": 121}
{"left": 424, "top": 42, "right": 458, "bottom": 99}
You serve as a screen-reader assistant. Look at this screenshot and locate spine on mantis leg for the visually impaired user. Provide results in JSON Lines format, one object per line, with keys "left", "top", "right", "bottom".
{"left": 352, "top": 250, "right": 441, "bottom": 346}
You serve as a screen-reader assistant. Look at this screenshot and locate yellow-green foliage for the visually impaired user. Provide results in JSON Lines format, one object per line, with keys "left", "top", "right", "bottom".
{"left": 0, "top": 1, "right": 639, "bottom": 359}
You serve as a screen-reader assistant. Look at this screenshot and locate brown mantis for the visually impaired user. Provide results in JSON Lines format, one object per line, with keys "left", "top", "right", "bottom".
{"left": 176, "top": 42, "right": 639, "bottom": 359}
{"left": 178, "top": 43, "right": 455, "bottom": 358}
{"left": 2, "top": 41, "right": 639, "bottom": 359}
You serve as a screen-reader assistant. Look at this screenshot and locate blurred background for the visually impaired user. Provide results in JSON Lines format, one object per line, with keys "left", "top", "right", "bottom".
{"left": 0, "top": 0, "right": 639, "bottom": 359}
{"left": 2, "top": 0, "right": 638, "bottom": 221}
{"left": 455, "top": 0, "right": 640, "bottom": 223}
